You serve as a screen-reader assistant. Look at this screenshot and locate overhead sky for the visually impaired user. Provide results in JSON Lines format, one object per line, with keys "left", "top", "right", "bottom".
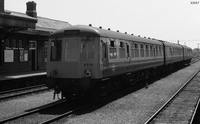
{"left": 5, "top": 0, "right": 200, "bottom": 49}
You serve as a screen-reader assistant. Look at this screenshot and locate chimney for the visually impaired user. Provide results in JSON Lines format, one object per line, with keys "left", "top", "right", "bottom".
{"left": 26, "top": 1, "right": 37, "bottom": 18}
{"left": 0, "top": 0, "right": 4, "bottom": 13}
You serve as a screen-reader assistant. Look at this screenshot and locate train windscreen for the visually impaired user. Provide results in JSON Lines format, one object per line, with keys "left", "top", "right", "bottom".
{"left": 63, "top": 37, "right": 81, "bottom": 62}
{"left": 50, "top": 37, "right": 81, "bottom": 62}
{"left": 50, "top": 35, "right": 96, "bottom": 62}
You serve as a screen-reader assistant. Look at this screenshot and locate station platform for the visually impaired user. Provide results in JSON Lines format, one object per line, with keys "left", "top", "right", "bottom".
{"left": 0, "top": 71, "right": 47, "bottom": 92}
{"left": 0, "top": 71, "right": 46, "bottom": 81}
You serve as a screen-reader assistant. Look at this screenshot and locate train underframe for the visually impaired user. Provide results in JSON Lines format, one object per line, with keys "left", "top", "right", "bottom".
{"left": 47, "top": 60, "right": 190, "bottom": 100}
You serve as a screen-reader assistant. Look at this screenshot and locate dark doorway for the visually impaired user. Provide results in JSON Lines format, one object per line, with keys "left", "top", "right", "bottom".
{"left": 31, "top": 49, "right": 36, "bottom": 70}
{"left": 0, "top": 39, "right": 3, "bottom": 65}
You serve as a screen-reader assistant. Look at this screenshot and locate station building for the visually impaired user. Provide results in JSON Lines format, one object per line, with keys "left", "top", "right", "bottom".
{"left": 0, "top": 1, "right": 71, "bottom": 75}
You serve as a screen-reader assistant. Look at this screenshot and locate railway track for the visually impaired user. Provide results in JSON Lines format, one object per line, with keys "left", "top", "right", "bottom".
{"left": 144, "top": 70, "right": 200, "bottom": 124}
{"left": 0, "top": 84, "right": 49, "bottom": 101}
{"left": 191, "top": 56, "right": 200, "bottom": 64}
{"left": 0, "top": 98, "right": 87, "bottom": 124}
{"left": 0, "top": 99, "right": 67, "bottom": 124}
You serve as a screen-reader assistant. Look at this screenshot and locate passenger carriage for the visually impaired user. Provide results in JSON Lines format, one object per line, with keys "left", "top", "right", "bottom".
{"left": 47, "top": 25, "right": 192, "bottom": 98}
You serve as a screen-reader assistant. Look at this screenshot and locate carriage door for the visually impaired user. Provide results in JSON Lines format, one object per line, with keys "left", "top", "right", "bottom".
{"left": 101, "top": 40, "right": 108, "bottom": 66}
{"left": 0, "top": 39, "right": 2, "bottom": 65}
{"left": 126, "top": 43, "right": 130, "bottom": 58}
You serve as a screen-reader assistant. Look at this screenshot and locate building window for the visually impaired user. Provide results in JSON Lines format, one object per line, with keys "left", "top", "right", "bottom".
{"left": 19, "top": 50, "right": 28, "bottom": 62}
{"left": 19, "top": 40, "right": 23, "bottom": 49}
{"left": 4, "top": 49, "right": 14, "bottom": 62}
{"left": 29, "top": 41, "right": 37, "bottom": 50}
{"left": 3, "top": 39, "right": 29, "bottom": 63}
{"left": 4, "top": 39, "right": 16, "bottom": 63}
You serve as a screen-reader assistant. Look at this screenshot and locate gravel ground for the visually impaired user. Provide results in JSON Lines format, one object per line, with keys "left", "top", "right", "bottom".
{"left": 0, "top": 90, "right": 59, "bottom": 120}
{"left": 55, "top": 62, "right": 200, "bottom": 124}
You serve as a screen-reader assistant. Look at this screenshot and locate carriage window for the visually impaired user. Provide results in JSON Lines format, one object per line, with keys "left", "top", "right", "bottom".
{"left": 150, "top": 45, "right": 153, "bottom": 56}
{"left": 120, "top": 42, "right": 124, "bottom": 48}
{"left": 171, "top": 48, "right": 173, "bottom": 56}
{"left": 109, "top": 40, "right": 117, "bottom": 59}
{"left": 180, "top": 49, "right": 182, "bottom": 55}
{"left": 131, "top": 43, "right": 135, "bottom": 58}
{"left": 50, "top": 40, "right": 62, "bottom": 61}
{"left": 175, "top": 48, "right": 177, "bottom": 56}
{"left": 159, "top": 46, "right": 162, "bottom": 56}
{"left": 110, "top": 40, "right": 115, "bottom": 47}
{"left": 101, "top": 40, "right": 107, "bottom": 59}
{"left": 170, "top": 47, "right": 173, "bottom": 56}
{"left": 145, "top": 45, "right": 149, "bottom": 57}
{"left": 167, "top": 47, "right": 170, "bottom": 57}
{"left": 177, "top": 48, "right": 179, "bottom": 55}
{"left": 135, "top": 44, "right": 139, "bottom": 57}
{"left": 178, "top": 48, "right": 180, "bottom": 55}
{"left": 153, "top": 46, "right": 156, "bottom": 56}
{"left": 140, "top": 44, "right": 144, "bottom": 57}
{"left": 119, "top": 41, "right": 126, "bottom": 58}
{"left": 126, "top": 43, "right": 130, "bottom": 57}
{"left": 179, "top": 48, "right": 180, "bottom": 55}
{"left": 155, "top": 46, "right": 158, "bottom": 56}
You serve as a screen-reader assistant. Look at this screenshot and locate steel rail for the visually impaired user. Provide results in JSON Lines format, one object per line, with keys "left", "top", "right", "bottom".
{"left": 144, "top": 70, "right": 200, "bottom": 124}
{"left": 40, "top": 110, "right": 74, "bottom": 124}
{"left": 40, "top": 104, "right": 88, "bottom": 124}
{"left": 189, "top": 89, "right": 200, "bottom": 124}
{"left": 0, "top": 85, "right": 49, "bottom": 101}
{"left": 0, "top": 84, "right": 46, "bottom": 95}
{"left": 0, "top": 99, "right": 67, "bottom": 123}
{"left": 191, "top": 57, "right": 200, "bottom": 64}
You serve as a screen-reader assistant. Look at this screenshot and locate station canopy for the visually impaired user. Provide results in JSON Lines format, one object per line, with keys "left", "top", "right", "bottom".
{"left": 0, "top": 11, "right": 37, "bottom": 32}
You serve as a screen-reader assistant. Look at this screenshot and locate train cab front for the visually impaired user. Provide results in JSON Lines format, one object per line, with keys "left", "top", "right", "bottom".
{"left": 46, "top": 27, "right": 100, "bottom": 98}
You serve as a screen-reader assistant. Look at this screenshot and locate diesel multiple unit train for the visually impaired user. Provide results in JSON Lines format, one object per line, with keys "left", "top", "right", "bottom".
{"left": 47, "top": 25, "right": 192, "bottom": 98}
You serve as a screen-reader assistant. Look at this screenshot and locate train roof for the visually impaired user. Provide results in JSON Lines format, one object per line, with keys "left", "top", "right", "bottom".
{"left": 53, "top": 25, "right": 162, "bottom": 45}
{"left": 181, "top": 45, "right": 192, "bottom": 50}
{"left": 162, "top": 41, "right": 183, "bottom": 48}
